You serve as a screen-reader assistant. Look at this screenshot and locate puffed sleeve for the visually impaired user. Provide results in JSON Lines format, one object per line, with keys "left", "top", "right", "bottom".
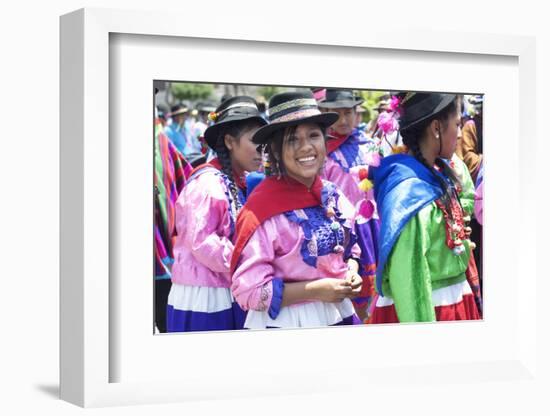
{"left": 231, "top": 219, "right": 284, "bottom": 318}
{"left": 175, "top": 173, "right": 234, "bottom": 275}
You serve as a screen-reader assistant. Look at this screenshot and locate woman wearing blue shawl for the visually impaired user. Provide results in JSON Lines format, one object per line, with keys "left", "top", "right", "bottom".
{"left": 368, "top": 92, "right": 481, "bottom": 323}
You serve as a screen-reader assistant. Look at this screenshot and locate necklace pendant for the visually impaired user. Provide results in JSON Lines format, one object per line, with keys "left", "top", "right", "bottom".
{"left": 330, "top": 221, "right": 341, "bottom": 231}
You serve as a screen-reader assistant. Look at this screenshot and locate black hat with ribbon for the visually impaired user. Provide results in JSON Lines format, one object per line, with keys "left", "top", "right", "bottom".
{"left": 317, "top": 88, "right": 363, "bottom": 109}
{"left": 251, "top": 90, "right": 338, "bottom": 145}
{"left": 203, "top": 96, "right": 267, "bottom": 149}
{"left": 169, "top": 104, "right": 189, "bottom": 117}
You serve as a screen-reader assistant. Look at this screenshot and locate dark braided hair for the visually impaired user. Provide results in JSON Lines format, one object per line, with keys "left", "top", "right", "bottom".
{"left": 215, "top": 120, "right": 263, "bottom": 213}
{"left": 400, "top": 97, "right": 463, "bottom": 218}
{"left": 265, "top": 124, "right": 327, "bottom": 177}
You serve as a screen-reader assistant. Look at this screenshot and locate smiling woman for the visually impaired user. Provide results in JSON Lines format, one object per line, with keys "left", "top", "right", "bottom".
{"left": 165, "top": 96, "right": 267, "bottom": 332}
{"left": 229, "top": 90, "right": 364, "bottom": 329}
{"left": 273, "top": 123, "right": 327, "bottom": 187}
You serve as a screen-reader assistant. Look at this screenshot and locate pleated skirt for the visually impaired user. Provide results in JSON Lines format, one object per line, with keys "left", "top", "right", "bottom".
{"left": 166, "top": 283, "right": 246, "bottom": 332}
{"left": 244, "top": 298, "right": 361, "bottom": 329}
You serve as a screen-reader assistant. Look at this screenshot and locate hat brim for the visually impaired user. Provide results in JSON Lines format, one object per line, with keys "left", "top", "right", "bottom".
{"left": 170, "top": 109, "right": 189, "bottom": 117}
{"left": 204, "top": 116, "right": 267, "bottom": 149}
{"left": 399, "top": 95, "right": 457, "bottom": 132}
{"left": 252, "top": 112, "right": 339, "bottom": 145}
{"left": 317, "top": 99, "right": 364, "bottom": 109}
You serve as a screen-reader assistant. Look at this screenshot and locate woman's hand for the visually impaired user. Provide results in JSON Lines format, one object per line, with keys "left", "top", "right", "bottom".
{"left": 281, "top": 275, "right": 364, "bottom": 307}
{"left": 345, "top": 271, "right": 363, "bottom": 298}
{"left": 309, "top": 278, "right": 355, "bottom": 303}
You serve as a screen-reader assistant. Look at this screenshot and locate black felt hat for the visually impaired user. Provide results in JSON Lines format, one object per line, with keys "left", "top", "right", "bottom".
{"left": 203, "top": 96, "right": 267, "bottom": 149}
{"left": 251, "top": 90, "right": 338, "bottom": 145}
{"left": 169, "top": 104, "right": 189, "bottom": 117}
{"left": 398, "top": 92, "right": 457, "bottom": 132}
{"left": 317, "top": 88, "right": 363, "bottom": 109}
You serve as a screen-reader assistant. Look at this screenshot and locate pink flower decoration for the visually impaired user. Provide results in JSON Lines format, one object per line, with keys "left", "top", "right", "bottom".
{"left": 377, "top": 111, "right": 399, "bottom": 135}
{"left": 389, "top": 96, "right": 401, "bottom": 112}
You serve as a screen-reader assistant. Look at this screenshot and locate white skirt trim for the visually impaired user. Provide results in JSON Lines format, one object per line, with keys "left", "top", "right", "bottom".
{"left": 244, "top": 298, "right": 356, "bottom": 329}
{"left": 376, "top": 280, "right": 472, "bottom": 308}
{"left": 167, "top": 283, "right": 234, "bottom": 313}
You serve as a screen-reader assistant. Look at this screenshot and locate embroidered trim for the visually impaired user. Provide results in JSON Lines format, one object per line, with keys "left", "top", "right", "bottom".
{"left": 258, "top": 283, "right": 272, "bottom": 311}
{"left": 269, "top": 98, "right": 317, "bottom": 117}
{"left": 284, "top": 183, "right": 355, "bottom": 267}
{"left": 271, "top": 109, "right": 321, "bottom": 123}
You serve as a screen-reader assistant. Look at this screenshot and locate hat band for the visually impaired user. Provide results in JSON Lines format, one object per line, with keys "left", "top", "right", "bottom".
{"left": 171, "top": 108, "right": 188, "bottom": 116}
{"left": 268, "top": 98, "right": 318, "bottom": 118}
{"left": 325, "top": 93, "right": 355, "bottom": 101}
{"left": 215, "top": 107, "right": 261, "bottom": 123}
{"left": 270, "top": 108, "right": 322, "bottom": 124}
{"left": 216, "top": 102, "right": 258, "bottom": 119}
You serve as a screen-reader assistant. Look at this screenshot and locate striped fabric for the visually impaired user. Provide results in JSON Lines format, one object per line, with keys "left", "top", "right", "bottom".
{"left": 166, "top": 284, "right": 246, "bottom": 332}
{"left": 154, "top": 119, "right": 192, "bottom": 280}
{"left": 369, "top": 280, "right": 481, "bottom": 323}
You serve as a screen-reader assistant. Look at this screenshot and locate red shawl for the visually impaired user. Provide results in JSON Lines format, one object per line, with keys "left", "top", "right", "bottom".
{"left": 230, "top": 175, "right": 323, "bottom": 273}
{"left": 326, "top": 131, "right": 349, "bottom": 154}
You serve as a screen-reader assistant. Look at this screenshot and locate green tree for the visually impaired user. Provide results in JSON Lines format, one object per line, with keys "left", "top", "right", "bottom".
{"left": 357, "top": 90, "right": 389, "bottom": 123}
{"left": 171, "top": 83, "right": 214, "bottom": 101}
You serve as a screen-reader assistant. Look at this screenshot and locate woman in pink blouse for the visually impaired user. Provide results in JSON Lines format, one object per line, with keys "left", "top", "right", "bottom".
{"left": 166, "top": 96, "right": 267, "bottom": 332}
{"left": 230, "top": 91, "right": 363, "bottom": 329}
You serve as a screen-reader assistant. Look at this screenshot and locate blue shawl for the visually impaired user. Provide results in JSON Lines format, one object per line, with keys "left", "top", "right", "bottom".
{"left": 370, "top": 154, "right": 447, "bottom": 296}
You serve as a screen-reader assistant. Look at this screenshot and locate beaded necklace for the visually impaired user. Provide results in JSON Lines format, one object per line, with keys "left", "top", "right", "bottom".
{"left": 434, "top": 180, "right": 468, "bottom": 256}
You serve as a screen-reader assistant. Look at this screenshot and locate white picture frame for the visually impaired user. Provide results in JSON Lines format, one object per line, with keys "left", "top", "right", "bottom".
{"left": 60, "top": 7, "right": 540, "bottom": 408}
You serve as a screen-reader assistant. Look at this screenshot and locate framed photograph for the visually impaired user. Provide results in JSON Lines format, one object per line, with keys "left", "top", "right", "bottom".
{"left": 60, "top": 7, "right": 538, "bottom": 408}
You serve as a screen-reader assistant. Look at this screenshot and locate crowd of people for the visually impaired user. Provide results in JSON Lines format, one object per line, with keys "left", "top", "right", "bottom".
{"left": 154, "top": 85, "right": 484, "bottom": 332}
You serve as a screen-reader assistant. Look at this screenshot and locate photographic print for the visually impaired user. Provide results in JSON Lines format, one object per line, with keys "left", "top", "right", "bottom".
{"left": 153, "top": 81, "right": 484, "bottom": 333}
{"left": 60, "top": 8, "right": 538, "bottom": 407}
